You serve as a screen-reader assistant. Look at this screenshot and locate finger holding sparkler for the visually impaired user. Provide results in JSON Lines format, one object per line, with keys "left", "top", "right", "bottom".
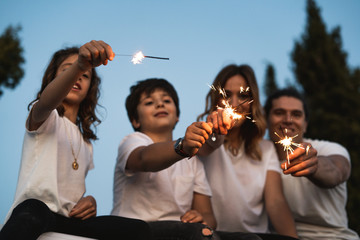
{"left": 280, "top": 142, "right": 319, "bottom": 177}
{"left": 206, "top": 109, "right": 234, "bottom": 136}
{"left": 207, "top": 84, "right": 254, "bottom": 141}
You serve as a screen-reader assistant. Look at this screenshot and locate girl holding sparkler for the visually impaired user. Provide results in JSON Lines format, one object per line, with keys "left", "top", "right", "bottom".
{"left": 197, "top": 64, "right": 298, "bottom": 240}
{"left": 0, "top": 40, "right": 150, "bottom": 240}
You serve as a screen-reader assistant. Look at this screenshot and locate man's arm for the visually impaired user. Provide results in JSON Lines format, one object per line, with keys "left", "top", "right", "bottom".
{"left": 283, "top": 143, "right": 351, "bottom": 188}
{"left": 307, "top": 154, "right": 350, "bottom": 188}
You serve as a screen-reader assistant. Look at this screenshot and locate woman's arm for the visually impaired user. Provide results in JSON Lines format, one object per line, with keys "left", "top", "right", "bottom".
{"left": 264, "top": 171, "right": 298, "bottom": 238}
{"left": 181, "top": 192, "right": 217, "bottom": 229}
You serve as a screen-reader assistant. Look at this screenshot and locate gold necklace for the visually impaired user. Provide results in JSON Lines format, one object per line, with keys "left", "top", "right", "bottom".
{"left": 62, "top": 117, "right": 81, "bottom": 170}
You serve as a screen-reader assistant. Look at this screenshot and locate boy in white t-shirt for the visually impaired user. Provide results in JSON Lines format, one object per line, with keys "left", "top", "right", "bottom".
{"left": 111, "top": 78, "right": 261, "bottom": 240}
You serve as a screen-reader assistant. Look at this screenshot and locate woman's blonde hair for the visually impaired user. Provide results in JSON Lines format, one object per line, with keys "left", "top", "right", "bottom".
{"left": 197, "top": 64, "right": 266, "bottom": 160}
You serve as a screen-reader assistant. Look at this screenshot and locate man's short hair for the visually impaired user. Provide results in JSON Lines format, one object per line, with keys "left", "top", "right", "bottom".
{"left": 264, "top": 87, "right": 309, "bottom": 122}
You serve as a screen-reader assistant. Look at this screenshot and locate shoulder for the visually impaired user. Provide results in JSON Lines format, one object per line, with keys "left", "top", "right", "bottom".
{"left": 305, "top": 138, "right": 350, "bottom": 161}
{"left": 120, "top": 132, "right": 152, "bottom": 145}
{"left": 26, "top": 109, "right": 59, "bottom": 133}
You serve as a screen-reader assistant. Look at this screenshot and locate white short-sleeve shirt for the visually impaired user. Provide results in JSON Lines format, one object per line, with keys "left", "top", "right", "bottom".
{"left": 111, "top": 132, "right": 212, "bottom": 222}
{"left": 199, "top": 139, "right": 280, "bottom": 233}
{"left": 281, "top": 138, "right": 359, "bottom": 240}
{"left": 5, "top": 109, "right": 93, "bottom": 222}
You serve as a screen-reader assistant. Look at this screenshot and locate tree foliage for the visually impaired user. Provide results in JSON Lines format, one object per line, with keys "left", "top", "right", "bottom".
{"left": 264, "top": 63, "right": 278, "bottom": 97}
{"left": 0, "top": 25, "right": 25, "bottom": 97}
{"left": 291, "top": 0, "right": 360, "bottom": 233}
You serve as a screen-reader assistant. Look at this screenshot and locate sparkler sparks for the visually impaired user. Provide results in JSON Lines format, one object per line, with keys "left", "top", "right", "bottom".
{"left": 209, "top": 84, "right": 253, "bottom": 121}
{"left": 208, "top": 84, "right": 255, "bottom": 141}
{"left": 274, "top": 127, "right": 303, "bottom": 169}
{"left": 116, "top": 51, "right": 169, "bottom": 64}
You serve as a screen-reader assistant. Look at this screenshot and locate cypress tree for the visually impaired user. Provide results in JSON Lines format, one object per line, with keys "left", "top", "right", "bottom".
{"left": 291, "top": 0, "right": 360, "bottom": 232}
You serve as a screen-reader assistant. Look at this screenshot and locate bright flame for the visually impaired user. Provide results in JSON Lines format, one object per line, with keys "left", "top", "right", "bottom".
{"left": 210, "top": 84, "right": 252, "bottom": 121}
{"left": 274, "top": 128, "right": 303, "bottom": 169}
{"left": 131, "top": 51, "right": 145, "bottom": 64}
{"left": 209, "top": 85, "right": 254, "bottom": 141}
{"left": 218, "top": 100, "right": 244, "bottom": 120}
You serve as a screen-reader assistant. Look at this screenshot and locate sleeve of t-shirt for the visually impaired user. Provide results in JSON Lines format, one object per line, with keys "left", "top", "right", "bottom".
{"left": 307, "top": 138, "right": 350, "bottom": 163}
{"left": 116, "top": 132, "right": 153, "bottom": 176}
{"left": 192, "top": 156, "right": 212, "bottom": 197}
{"left": 263, "top": 140, "right": 282, "bottom": 173}
{"left": 86, "top": 142, "right": 95, "bottom": 171}
{"left": 26, "top": 108, "right": 58, "bottom": 134}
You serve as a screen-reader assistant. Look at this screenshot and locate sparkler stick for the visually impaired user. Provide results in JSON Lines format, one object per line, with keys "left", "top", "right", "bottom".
{"left": 274, "top": 127, "right": 303, "bottom": 169}
{"left": 143, "top": 56, "right": 170, "bottom": 60}
{"left": 208, "top": 85, "right": 255, "bottom": 141}
{"left": 116, "top": 51, "right": 169, "bottom": 64}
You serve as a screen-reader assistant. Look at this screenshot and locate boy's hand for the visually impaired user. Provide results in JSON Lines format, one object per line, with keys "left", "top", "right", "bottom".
{"left": 69, "top": 195, "right": 97, "bottom": 220}
{"left": 180, "top": 209, "right": 207, "bottom": 225}
{"left": 182, "top": 122, "right": 213, "bottom": 156}
{"left": 77, "top": 40, "right": 115, "bottom": 71}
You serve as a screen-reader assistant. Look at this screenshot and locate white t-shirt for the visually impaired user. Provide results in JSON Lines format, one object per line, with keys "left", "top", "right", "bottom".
{"left": 281, "top": 138, "right": 359, "bottom": 240}
{"left": 5, "top": 109, "right": 94, "bottom": 222}
{"left": 111, "top": 132, "right": 212, "bottom": 222}
{"left": 199, "top": 139, "right": 280, "bottom": 233}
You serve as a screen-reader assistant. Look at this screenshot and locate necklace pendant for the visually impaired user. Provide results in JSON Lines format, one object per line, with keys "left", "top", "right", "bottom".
{"left": 72, "top": 161, "right": 79, "bottom": 170}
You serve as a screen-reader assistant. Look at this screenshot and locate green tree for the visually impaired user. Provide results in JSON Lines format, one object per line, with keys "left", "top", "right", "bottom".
{"left": 291, "top": 0, "right": 360, "bottom": 233}
{"left": 263, "top": 63, "right": 278, "bottom": 97}
{"left": 0, "top": 25, "right": 25, "bottom": 97}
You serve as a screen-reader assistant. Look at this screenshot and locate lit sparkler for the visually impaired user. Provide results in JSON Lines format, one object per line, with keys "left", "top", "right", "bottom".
{"left": 208, "top": 85, "right": 255, "bottom": 141}
{"left": 116, "top": 51, "right": 169, "bottom": 64}
{"left": 274, "top": 127, "right": 303, "bottom": 169}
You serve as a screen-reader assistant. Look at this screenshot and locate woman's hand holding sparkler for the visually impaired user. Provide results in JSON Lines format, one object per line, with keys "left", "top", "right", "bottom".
{"left": 281, "top": 142, "right": 319, "bottom": 177}
{"left": 181, "top": 122, "right": 214, "bottom": 157}
{"left": 206, "top": 109, "right": 234, "bottom": 135}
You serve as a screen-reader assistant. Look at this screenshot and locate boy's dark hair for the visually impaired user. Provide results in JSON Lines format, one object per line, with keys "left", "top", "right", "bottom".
{"left": 264, "top": 87, "right": 309, "bottom": 122}
{"left": 28, "top": 47, "right": 102, "bottom": 142}
{"left": 125, "top": 78, "right": 180, "bottom": 131}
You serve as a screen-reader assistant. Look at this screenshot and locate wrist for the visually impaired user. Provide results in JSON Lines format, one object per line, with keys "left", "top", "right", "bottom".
{"left": 174, "top": 137, "right": 191, "bottom": 158}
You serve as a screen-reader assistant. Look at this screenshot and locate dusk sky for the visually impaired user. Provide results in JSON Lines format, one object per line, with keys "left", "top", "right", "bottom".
{"left": 1, "top": 0, "right": 359, "bottom": 222}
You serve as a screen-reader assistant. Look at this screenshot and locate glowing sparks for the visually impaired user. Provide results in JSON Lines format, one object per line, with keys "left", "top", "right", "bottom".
{"left": 274, "top": 128, "right": 303, "bottom": 169}
{"left": 116, "top": 51, "right": 170, "bottom": 64}
{"left": 209, "top": 84, "right": 254, "bottom": 141}
{"left": 131, "top": 51, "right": 145, "bottom": 64}
{"left": 209, "top": 84, "right": 253, "bottom": 121}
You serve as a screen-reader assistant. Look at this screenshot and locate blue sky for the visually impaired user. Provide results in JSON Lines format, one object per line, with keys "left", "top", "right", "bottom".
{"left": 1, "top": 0, "right": 359, "bottom": 222}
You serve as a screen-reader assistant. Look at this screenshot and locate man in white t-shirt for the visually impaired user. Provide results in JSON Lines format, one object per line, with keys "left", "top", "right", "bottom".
{"left": 265, "top": 87, "right": 359, "bottom": 240}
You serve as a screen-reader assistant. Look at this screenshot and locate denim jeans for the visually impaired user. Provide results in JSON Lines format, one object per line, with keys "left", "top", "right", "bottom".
{"left": 0, "top": 199, "right": 151, "bottom": 240}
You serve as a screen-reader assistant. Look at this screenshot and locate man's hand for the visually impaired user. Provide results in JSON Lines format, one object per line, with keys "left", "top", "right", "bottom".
{"left": 282, "top": 142, "right": 318, "bottom": 177}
